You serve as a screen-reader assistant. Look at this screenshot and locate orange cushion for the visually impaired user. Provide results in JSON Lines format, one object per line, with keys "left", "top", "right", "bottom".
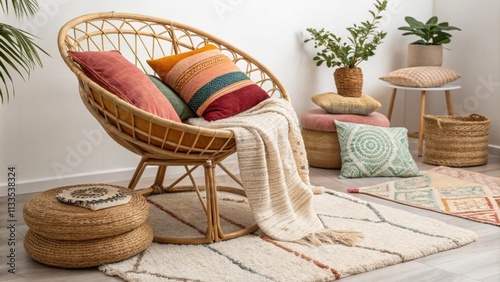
{"left": 68, "top": 50, "right": 181, "bottom": 122}
{"left": 147, "top": 44, "right": 269, "bottom": 121}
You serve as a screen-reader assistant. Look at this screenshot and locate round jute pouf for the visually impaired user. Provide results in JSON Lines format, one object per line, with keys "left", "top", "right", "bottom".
{"left": 300, "top": 109, "right": 390, "bottom": 169}
{"left": 24, "top": 223, "right": 153, "bottom": 268}
{"left": 301, "top": 128, "right": 342, "bottom": 168}
{"left": 23, "top": 184, "right": 153, "bottom": 268}
{"left": 23, "top": 184, "right": 149, "bottom": 240}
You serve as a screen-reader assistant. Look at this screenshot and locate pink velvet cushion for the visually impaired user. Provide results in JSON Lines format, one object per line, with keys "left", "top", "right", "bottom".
{"left": 68, "top": 50, "right": 181, "bottom": 122}
{"left": 300, "top": 108, "right": 390, "bottom": 132}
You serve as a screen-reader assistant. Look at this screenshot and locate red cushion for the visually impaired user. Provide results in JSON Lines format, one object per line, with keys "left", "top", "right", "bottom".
{"left": 68, "top": 50, "right": 181, "bottom": 122}
{"left": 300, "top": 108, "right": 390, "bottom": 132}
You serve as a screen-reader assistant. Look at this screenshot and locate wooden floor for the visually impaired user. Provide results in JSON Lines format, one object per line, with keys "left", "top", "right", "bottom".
{"left": 1, "top": 139, "right": 499, "bottom": 282}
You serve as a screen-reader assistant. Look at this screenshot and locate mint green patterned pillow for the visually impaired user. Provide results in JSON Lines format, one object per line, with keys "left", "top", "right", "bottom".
{"left": 334, "top": 121, "right": 422, "bottom": 178}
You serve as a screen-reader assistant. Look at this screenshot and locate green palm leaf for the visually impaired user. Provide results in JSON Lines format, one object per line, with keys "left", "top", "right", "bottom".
{"left": 0, "top": 0, "right": 48, "bottom": 103}
{"left": 1, "top": 0, "right": 39, "bottom": 18}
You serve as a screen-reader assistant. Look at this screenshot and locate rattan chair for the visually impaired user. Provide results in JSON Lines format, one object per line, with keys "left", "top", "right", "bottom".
{"left": 58, "top": 12, "right": 290, "bottom": 244}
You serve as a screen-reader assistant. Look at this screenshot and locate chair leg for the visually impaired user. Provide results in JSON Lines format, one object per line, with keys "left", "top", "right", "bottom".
{"left": 134, "top": 158, "right": 259, "bottom": 244}
{"left": 204, "top": 160, "right": 217, "bottom": 242}
{"left": 128, "top": 157, "right": 149, "bottom": 190}
{"left": 152, "top": 165, "right": 167, "bottom": 193}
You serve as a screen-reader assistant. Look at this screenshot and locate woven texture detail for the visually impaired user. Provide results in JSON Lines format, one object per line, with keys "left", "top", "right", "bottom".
{"left": 334, "top": 67, "right": 363, "bottom": 97}
{"left": 379, "top": 66, "right": 460, "bottom": 88}
{"left": 424, "top": 114, "right": 490, "bottom": 167}
{"left": 301, "top": 128, "right": 342, "bottom": 169}
{"left": 23, "top": 184, "right": 149, "bottom": 240}
{"left": 24, "top": 223, "right": 153, "bottom": 268}
{"left": 311, "top": 92, "right": 381, "bottom": 115}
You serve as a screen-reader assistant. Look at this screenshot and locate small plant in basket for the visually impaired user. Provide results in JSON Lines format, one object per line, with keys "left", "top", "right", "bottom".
{"left": 304, "top": 0, "right": 388, "bottom": 97}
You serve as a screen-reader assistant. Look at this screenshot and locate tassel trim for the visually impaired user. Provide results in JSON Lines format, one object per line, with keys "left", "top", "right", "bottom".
{"left": 297, "top": 230, "right": 364, "bottom": 246}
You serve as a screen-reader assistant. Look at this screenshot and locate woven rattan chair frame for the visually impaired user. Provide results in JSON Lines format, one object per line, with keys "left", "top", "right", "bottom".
{"left": 58, "top": 12, "right": 289, "bottom": 244}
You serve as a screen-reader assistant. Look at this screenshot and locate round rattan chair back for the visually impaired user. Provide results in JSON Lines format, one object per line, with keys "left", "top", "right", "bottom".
{"left": 58, "top": 12, "right": 289, "bottom": 161}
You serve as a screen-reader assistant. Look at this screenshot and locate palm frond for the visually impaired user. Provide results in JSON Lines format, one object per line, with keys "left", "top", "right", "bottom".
{"left": 0, "top": 0, "right": 47, "bottom": 103}
{"left": 1, "top": 0, "right": 39, "bottom": 18}
{"left": 0, "top": 23, "right": 48, "bottom": 103}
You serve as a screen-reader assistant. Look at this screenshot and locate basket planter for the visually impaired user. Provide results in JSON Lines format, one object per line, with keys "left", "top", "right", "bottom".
{"left": 423, "top": 114, "right": 490, "bottom": 167}
{"left": 334, "top": 67, "right": 363, "bottom": 97}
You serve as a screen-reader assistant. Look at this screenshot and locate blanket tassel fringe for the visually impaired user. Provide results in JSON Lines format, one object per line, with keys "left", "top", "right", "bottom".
{"left": 299, "top": 230, "right": 364, "bottom": 246}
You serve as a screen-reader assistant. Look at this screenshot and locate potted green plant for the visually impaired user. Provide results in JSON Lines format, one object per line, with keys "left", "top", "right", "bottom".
{"left": 0, "top": 0, "right": 48, "bottom": 103}
{"left": 304, "top": 0, "right": 387, "bottom": 97}
{"left": 398, "top": 16, "right": 461, "bottom": 67}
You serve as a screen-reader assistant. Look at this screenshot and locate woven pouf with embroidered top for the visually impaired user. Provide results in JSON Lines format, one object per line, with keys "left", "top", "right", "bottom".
{"left": 23, "top": 184, "right": 153, "bottom": 268}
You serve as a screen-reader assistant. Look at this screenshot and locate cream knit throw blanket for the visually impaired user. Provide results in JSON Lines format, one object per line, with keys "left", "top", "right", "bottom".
{"left": 189, "top": 98, "right": 363, "bottom": 245}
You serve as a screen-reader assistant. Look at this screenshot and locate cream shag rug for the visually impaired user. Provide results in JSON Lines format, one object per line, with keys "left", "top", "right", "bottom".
{"left": 99, "top": 190, "right": 477, "bottom": 281}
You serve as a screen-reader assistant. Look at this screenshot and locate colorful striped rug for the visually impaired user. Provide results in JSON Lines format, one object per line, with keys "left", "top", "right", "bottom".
{"left": 100, "top": 189, "right": 477, "bottom": 281}
{"left": 349, "top": 166, "right": 500, "bottom": 226}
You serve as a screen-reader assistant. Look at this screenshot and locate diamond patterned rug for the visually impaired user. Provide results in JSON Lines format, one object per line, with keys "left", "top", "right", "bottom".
{"left": 349, "top": 166, "right": 500, "bottom": 226}
{"left": 100, "top": 190, "right": 477, "bottom": 281}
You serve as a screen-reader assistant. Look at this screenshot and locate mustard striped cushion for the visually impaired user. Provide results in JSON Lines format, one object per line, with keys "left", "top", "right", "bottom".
{"left": 147, "top": 45, "right": 268, "bottom": 121}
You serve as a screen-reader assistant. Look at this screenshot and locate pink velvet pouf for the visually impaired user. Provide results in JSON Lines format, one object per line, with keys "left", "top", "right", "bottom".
{"left": 300, "top": 108, "right": 390, "bottom": 169}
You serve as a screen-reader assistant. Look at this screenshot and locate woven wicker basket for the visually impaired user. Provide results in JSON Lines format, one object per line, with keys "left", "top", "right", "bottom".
{"left": 424, "top": 114, "right": 490, "bottom": 167}
{"left": 334, "top": 67, "right": 363, "bottom": 98}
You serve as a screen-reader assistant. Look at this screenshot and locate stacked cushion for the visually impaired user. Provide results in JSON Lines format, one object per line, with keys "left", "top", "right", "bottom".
{"left": 147, "top": 44, "right": 269, "bottom": 121}
{"left": 312, "top": 92, "right": 381, "bottom": 115}
{"left": 147, "top": 75, "right": 197, "bottom": 121}
{"left": 300, "top": 109, "right": 390, "bottom": 169}
{"left": 70, "top": 46, "right": 270, "bottom": 122}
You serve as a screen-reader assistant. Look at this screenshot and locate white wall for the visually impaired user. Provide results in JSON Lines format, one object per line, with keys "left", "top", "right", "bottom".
{"left": 432, "top": 0, "right": 500, "bottom": 154}
{"left": 3, "top": 0, "right": 495, "bottom": 196}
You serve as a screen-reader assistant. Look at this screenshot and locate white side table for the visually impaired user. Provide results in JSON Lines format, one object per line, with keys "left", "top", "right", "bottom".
{"left": 383, "top": 84, "right": 461, "bottom": 157}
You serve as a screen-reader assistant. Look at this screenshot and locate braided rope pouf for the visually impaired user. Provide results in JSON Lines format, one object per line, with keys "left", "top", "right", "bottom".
{"left": 24, "top": 223, "right": 153, "bottom": 268}
{"left": 23, "top": 184, "right": 149, "bottom": 240}
{"left": 23, "top": 184, "right": 153, "bottom": 268}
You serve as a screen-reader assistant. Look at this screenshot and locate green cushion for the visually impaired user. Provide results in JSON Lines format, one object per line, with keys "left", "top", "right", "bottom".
{"left": 147, "top": 75, "right": 197, "bottom": 121}
{"left": 334, "top": 121, "right": 422, "bottom": 178}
